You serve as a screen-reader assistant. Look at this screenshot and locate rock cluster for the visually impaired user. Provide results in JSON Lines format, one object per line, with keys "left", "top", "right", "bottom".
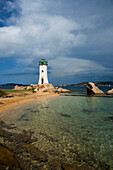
{"left": 33, "top": 83, "right": 70, "bottom": 93}
{"left": 14, "top": 83, "right": 70, "bottom": 94}
{"left": 87, "top": 82, "right": 113, "bottom": 95}
{"left": 86, "top": 82, "right": 104, "bottom": 95}
{"left": 14, "top": 85, "right": 33, "bottom": 90}
{"left": 14, "top": 85, "right": 26, "bottom": 90}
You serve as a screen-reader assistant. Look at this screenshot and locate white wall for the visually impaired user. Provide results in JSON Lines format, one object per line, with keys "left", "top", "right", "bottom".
{"left": 38, "top": 65, "right": 49, "bottom": 84}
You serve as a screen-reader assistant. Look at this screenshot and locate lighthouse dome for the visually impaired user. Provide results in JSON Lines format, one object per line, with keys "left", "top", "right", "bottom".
{"left": 39, "top": 59, "right": 48, "bottom": 65}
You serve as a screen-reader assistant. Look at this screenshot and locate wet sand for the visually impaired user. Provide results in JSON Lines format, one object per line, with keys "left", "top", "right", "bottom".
{"left": 0, "top": 92, "right": 59, "bottom": 115}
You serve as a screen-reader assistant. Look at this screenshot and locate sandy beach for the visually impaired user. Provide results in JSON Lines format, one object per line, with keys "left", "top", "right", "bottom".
{"left": 0, "top": 92, "right": 59, "bottom": 115}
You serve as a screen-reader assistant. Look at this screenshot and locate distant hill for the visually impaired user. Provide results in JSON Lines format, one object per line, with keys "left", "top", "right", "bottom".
{"left": 0, "top": 83, "right": 29, "bottom": 89}
{"left": 1, "top": 82, "right": 113, "bottom": 89}
{"left": 59, "top": 82, "right": 113, "bottom": 87}
{"left": 95, "top": 82, "right": 113, "bottom": 86}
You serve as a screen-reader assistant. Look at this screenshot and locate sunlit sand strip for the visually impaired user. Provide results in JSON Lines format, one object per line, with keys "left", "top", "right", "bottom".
{"left": 0, "top": 93, "right": 59, "bottom": 116}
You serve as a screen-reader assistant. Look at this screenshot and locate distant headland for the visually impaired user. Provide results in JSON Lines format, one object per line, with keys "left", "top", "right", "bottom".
{"left": 0, "top": 81, "right": 113, "bottom": 89}
{"left": 58, "top": 81, "right": 113, "bottom": 87}
{"left": 0, "top": 83, "right": 29, "bottom": 89}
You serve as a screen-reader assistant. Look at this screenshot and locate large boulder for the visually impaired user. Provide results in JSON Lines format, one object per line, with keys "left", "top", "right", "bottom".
{"left": 30, "top": 84, "right": 38, "bottom": 89}
{"left": 57, "top": 88, "right": 70, "bottom": 93}
{"left": 26, "top": 86, "right": 32, "bottom": 90}
{"left": 86, "top": 82, "right": 104, "bottom": 95}
{"left": 106, "top": 88, "right": 113, "bottom": 95}
{"left": 33, "top": 87, "right": 39, "bottom": 92}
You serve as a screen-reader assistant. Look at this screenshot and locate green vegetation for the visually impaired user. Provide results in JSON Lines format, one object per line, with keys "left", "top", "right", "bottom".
{"left": 0, "top": 89, "right": 6, "bottom": 97}
{"left": 0, "top": 89, "right": 33, "bottom": 97}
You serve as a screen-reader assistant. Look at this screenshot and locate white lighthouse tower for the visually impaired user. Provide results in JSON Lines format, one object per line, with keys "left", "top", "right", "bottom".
{"left": 38, "top": 59, "right": 49, "bottom": 84}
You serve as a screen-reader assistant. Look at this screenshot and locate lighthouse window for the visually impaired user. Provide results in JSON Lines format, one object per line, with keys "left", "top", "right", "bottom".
{"left": 42, "top": 70, "right": 44, "bottom": 73}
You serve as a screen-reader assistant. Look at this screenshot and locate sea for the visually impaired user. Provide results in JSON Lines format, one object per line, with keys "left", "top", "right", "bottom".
{"left": 0, "top": 86, "right": 113, "bottom": 169}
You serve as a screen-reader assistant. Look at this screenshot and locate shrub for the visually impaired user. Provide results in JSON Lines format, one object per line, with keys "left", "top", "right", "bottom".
{"left": 0, "top": 89, "right": 6, "bottom": 97}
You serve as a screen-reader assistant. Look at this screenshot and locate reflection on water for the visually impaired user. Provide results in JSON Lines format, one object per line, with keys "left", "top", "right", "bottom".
{"left": 0, "top": 96, "right": 113, "bottom": 169}
{"left": 86, "top": 96, "right": 99, "bottom": 107}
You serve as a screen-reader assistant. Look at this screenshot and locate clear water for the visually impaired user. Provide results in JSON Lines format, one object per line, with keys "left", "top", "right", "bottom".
{"left": 1, "top": 94, "right": 113, "bottom": 169}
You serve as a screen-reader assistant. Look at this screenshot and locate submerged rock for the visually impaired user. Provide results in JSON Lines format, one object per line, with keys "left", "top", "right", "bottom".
{"left": 104, "top": 116, "right": 113, "bottom": 122}
{"left": 23, "top": 130, "right": 33, "bottom": 143}
{"left": 39, "top": 132, "right": 58, "bottom": 142}
{"left": 0, "top": 144, "right": 20, "bottom": 169}
{"left": 0, "top": 129, "right": 13, "bottom": 138}
{"left": 22, "top": 143, "right": 48, "bottom": 162}
{"left": 86, "top": 82, "right": 104, "bottom": 95}
{"left": 60, "top": 113, "right": 71, "bottom": 118}
{"left": 0, "top": 121, "right": 5, "bottom": 126}
{"left": 61, "top": 163, "right": 93, "bottom": 170}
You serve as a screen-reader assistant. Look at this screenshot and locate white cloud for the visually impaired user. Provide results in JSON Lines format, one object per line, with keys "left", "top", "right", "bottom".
{"left": 0, "top": 0, "right": 86, "bottom": 63}
{"left": 0, "top": 26, "right": 21, "bottom": 43}
{"left": 20, "top": 0, "right": 43, "bottom": 14}
{"left": 49, "top": 56, "right": 108, "bottom": 78}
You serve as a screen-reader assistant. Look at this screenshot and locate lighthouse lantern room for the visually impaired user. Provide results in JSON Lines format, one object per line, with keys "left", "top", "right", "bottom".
{"left": 38, "top": 59, "right": 49, "bottom": 84}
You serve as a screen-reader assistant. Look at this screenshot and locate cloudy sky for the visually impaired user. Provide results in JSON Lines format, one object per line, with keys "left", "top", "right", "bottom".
{"left": 0, "top": 0, "right": 113, "bottom": 85}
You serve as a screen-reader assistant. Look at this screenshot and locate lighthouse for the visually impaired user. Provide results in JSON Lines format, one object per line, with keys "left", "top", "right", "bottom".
{"left": 38, "top": 59, "right": 49, "bottom": 84}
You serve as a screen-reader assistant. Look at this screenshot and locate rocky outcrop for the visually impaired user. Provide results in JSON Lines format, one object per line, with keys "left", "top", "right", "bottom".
{"left": 14, "top": 85, "right": 26, "bottom": 90}
{"left": 14, "top": 83, "right": 71, "bottom": 93}
{"left": 33, "top": 83, "right": 70, "bottom": 94}
{"left": 106, "top": 88, "right": 113, "bottom": 94}
{"left": 57, "top": 88, "right": 70, "bottom": 93}
{"left": 26, "top": 86, "right": 32, "bottom": 90}
{"left": 14, "top": 85, "right": 33, "bottom": 90}
{"left": 86, "top": 82, "right": 104, "bottom": 95}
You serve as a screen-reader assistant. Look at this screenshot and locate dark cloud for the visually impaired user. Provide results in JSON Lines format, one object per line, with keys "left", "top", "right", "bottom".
{"left": 4, "top": 72, "right": 38, "bottom": 76}
{"left": 0, "top": 0, "right": 21, "bottom": 26}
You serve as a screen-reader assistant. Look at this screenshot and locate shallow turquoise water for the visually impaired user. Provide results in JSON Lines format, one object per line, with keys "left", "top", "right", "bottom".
{"left": 1, "top": 96, "right": 113, "bottom": 169}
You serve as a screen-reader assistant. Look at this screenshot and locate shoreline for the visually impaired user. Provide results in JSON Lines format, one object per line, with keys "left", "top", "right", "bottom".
{"left": 0, "top": 92, "right": 59, "bottom": 115}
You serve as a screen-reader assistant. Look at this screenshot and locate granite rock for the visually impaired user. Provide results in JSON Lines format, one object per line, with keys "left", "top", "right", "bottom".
{"left": 33, "top": 83, "right": 70, "bottom": 94}
{"left": 106, "top": 88, "right": 113, "bottom": 94}
{"left": 58, "top": 88, "right": 70, "bottom": 93}
{"left": 86, "top": 82, "right": 104, "bottom": 95}
{"left": 14, "top": 85, "right": 26, "bottom": 90}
